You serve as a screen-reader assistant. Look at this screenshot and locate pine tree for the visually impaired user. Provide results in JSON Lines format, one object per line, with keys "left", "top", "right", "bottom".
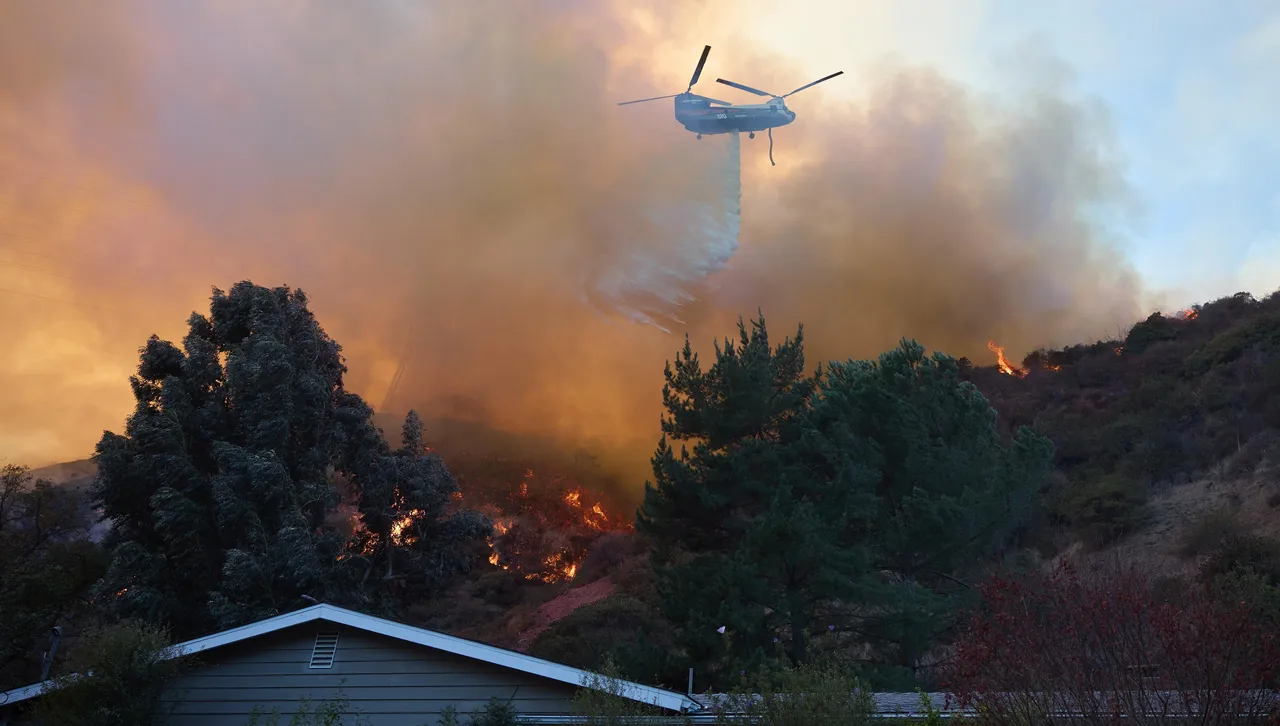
{"left": 91, "top": 282, "right": 488, "bottom": 637}
{"left": 636, "top": 315, "right": 870, "bottom": 685}
{"left": 344, "top": 409, "right": 490, "bottom": 600}
{"left": 805, "top": 339, "right": 1054, "bottom": 682}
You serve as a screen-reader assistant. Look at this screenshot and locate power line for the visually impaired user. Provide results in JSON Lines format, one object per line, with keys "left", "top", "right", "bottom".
{"left": 0, "top": 286, "right": 122, "bottom": 313}
{"left": 0, "top": 259, "right": 77, "bottom": 280}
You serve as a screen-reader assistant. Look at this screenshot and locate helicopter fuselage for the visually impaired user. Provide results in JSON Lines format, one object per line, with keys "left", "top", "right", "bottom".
{"left": 673, "top": 93, "right": 796, "bottom": 136}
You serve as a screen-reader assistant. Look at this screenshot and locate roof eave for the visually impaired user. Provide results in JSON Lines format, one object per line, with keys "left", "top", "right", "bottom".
{"left": 2, "top": 604, "right": 698, "bottom": 713}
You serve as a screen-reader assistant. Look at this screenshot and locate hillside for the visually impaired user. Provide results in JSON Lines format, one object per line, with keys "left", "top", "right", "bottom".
{"left": 965, "top": 291, "right": 1280, "bottom": 554}
{"left": 13, "top": 289, "right": 1280, "bottom": 694}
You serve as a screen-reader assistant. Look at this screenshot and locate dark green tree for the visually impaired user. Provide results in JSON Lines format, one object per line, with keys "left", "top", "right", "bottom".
{"left": 528, "top": 595, "right": 684, "bottom": 688}
{"left": 637, "top": 315, "right": 871, "bottom": 686}
{"left": 91, "top": 281, "right": 488, "bottom": 637}
{"left": 0, "top": 465, "right": 106, "bottom": 690}
{"left": 343, "top": 409, "right": 490, "bottom": 600}
{"left": 805, "top": 339, "right": 1054, "bottom": 681}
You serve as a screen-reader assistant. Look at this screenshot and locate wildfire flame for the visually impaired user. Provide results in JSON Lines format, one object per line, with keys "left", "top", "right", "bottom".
{"left": 340, "top": 468, "right": 620, "bottom": 585}
{"left": 563, "top": 489, "right": 611, "bottom": 531}
{"left": 480, "top": 486, "right": 618, "bottom": 582}
{"left": 534, "top": 551, "right": 578, "bottom": 582}
{"left": 485, "top": 516, "right": 514, "bottom": 570}
{"left": 987, "top": 340, "right": 1026, "bottom": 378}
{"left": 390, "top": 509, "right": 426, "bottom": 546}
{"left": 1176, "top": 308, "right": 1199, "bottom": 320}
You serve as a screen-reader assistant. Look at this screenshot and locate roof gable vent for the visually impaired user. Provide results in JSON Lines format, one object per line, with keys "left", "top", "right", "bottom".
{"left": 309, "top": 631, "right": 339, "bottom": 669}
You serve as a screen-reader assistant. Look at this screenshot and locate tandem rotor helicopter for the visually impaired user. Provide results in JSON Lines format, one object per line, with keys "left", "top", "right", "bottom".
{"left": 617, "top": 45, "right": 843, "bottom": 165}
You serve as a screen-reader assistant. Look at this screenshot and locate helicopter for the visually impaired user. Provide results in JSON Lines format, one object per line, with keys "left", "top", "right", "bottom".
{"left": 617, "top": 45, "right": 844, "bottom": 165}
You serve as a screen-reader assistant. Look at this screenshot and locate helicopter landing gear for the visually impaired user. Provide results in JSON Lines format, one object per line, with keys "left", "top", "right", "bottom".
{"left": 749, "top": 132, "right": 755, "bottom": 139}
{"left": 696, "top": 134, "right": 702, "bottom": 140}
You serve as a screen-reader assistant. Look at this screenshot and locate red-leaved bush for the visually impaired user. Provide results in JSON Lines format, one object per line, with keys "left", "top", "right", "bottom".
{"left": 944, "top": 561, "right": 1280, "bottom": 726}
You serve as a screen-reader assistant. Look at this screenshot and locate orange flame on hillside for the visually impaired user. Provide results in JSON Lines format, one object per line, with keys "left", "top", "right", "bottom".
{"left": 563, "top": 488, "right": 611, "bottom": 531}
{"left": 1176, "top": 308, "right": 1199, "bottom": 320}
{"left": 536, "top": 551, "right": 578, "bottom": 582}
{"left": 987, "top": 340, "right": 1026, "bottom": 378}
{"left": 486, "top": 516, "right": 514, "bottom": 569}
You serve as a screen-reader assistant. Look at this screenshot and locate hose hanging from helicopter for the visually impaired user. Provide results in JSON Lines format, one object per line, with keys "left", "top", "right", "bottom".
{"left": 768, "top": 127, "right": 775, "bottom": 166}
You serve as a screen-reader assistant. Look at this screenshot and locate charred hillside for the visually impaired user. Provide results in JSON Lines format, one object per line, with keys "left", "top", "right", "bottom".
{"left": 965, "top": 290, "right": 1280, "bottom": 548}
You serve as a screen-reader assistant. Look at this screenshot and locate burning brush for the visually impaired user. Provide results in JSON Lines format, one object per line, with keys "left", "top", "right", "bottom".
{"left": 475, "top": 469, "right": 626, "bottom": 584}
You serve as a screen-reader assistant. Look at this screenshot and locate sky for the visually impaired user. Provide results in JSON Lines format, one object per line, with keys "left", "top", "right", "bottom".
{"left": 727, "top": 0, "right": 1280, "bottom": 302}
{"left": 0, "top": 1, "right": 1276, "bottom": 474}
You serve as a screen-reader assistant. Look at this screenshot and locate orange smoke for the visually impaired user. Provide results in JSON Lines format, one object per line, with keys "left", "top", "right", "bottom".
{"left": 1, "top": 1, "right": 1148, "bottom": 481}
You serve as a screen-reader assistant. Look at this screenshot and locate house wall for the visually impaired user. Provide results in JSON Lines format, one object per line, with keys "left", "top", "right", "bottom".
{"left": 159, "top": 623, "right": 581, "bottom": 726}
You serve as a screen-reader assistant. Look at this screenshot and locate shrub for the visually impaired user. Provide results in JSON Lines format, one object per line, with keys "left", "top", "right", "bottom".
{"left": 28, "top": 621, "right": 185, "bottom": 726}
{"left": 1199, "top": 533, "right": 1280, "bottom": 586}
{"left": 570, "top": 656, "right": 671, "bottom": 726}
{"left": 529, "top": 595, "right": 683, "bottom": 688}
{"left": 466, "top": 698, "right": 518, "bottom": 726}
{"left": 1054, "top": 475, "right": 1149, "bottom": 547}
{"left": 245, "top": 692, "right": 370, "bottom": 726}
{"left": 1124, "top": 313, "right": 1181, "bottom": 355}
{"left": 946, "top": 562, "right": 1280, "bottom": 726}
{"left": 712, "top": 660, "right": 874, "bottom": 726}
{"left": 1176, "top": 507, "right": 1242, "bottom": 559}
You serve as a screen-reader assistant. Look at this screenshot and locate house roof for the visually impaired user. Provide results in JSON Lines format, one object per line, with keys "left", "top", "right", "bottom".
{"left": 0, "top": 603, "right": 701, "bottom": 713}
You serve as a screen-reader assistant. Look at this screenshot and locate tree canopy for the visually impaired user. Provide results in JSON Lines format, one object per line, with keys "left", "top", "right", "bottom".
{"left": 0, "top": 465, "right": 105, "bottom": 690}
{"left": 638, "top": 320, "right": 1053, "bottom": 687}
{"left": 806, "top": 340, "right": 1053, "bottom": 682}
{"left": 90, "top": 281, "right": 489, "bottom": 638}
{"left": 638, "top": 315, "right": 869, "bottom": 684}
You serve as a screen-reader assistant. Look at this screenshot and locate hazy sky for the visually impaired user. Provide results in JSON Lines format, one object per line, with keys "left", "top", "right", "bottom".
{"left": 727, "top": 0, "right": 1280, "bottom": 303}
{"left": 1, "top": 1, "right": 1276, "bottom": 471}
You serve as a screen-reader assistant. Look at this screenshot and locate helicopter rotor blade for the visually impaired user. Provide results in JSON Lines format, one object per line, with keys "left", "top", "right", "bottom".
{"left": 715, "top": 78, "right": 774, "bottom": 97}
{"left": 688, "top": 45, "right": 712, "bottom": 90}
{"left": 692, "top": 94, "right": 735, "bottom": 106}
{"left": 782, "top": 71, "right": 845, "bottom": 98}
{"left": 617, "top": 93, "right": 680, "bottom": 106}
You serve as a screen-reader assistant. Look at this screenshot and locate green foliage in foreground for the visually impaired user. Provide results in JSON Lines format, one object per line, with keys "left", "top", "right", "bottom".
{"left": 245, "top": 691, "right": 374, "bottom": 726}
{"left": 29, "top": 620, "right": 182, "bottom": 726}
{"left": 712, "top": 660, "right": 875, "bottom": 726}
{"left": 572, "top": 656, "right": 680, "bottom": 726}
{"left": 0, "top": 464, "right": 107, "bottom": 691}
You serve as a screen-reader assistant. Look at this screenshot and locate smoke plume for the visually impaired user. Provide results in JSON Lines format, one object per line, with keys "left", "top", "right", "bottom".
{"left": 0, "top": 1, "right": 1145, "bottom": 484}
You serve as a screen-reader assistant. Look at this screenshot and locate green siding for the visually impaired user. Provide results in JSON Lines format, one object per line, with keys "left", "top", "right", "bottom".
{"left": 161, "top": 624, "right": 579, "bottom": 726}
